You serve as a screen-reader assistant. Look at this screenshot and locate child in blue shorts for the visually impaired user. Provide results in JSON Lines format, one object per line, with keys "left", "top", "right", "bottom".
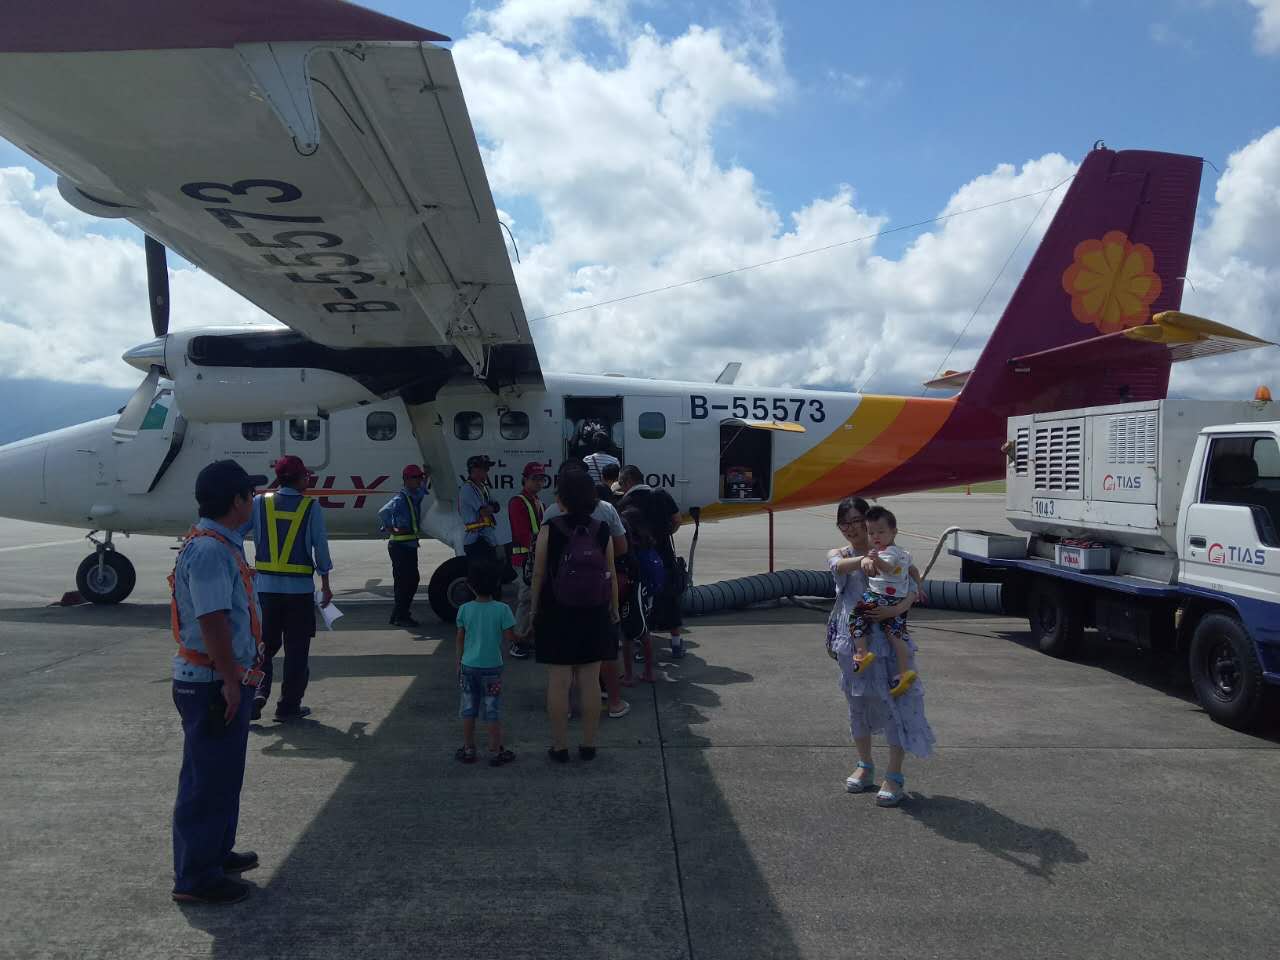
{"left": 455, "top": 561, "right": 517, "bottom": 766}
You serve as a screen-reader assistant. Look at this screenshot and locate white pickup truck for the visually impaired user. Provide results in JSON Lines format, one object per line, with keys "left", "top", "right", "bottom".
{"left": 952, "top": 398, "right": 1280, "bottom": 729}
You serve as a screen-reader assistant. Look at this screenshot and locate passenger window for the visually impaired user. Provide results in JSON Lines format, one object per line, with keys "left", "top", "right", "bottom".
{"left": 500, "top": 410, "right": 530, "bottom": 441}
{"left": 366, "top": 411, "right": 397, "bottom": 442}
{"left": 241, "top": 422, "right": 273, "bottom": 442}
{"left": 289, "top": 418, "right": 321, "bottom": 442}
{"left": 1202, "top": 436, "right": 1280, "bottom": 546}
{"left": 639, "top": 412, "right": 666, "bottom": 440}
{"left": 454, "top": 411, "right": 484, "bottom": 441}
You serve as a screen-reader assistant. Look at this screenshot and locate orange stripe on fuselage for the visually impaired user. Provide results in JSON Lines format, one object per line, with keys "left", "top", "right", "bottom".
{"left": 773, "top": 396, "right": 955, "bottom": 508}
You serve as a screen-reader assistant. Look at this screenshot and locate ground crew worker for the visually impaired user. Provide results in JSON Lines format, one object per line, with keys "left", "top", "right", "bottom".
{"left": 379, "top": 464, "right": 429, "bottom": 627}
{"left": 507, "top": 461, "right": 546, "bottom": 658}
{"left": 460, "top": 455, "right": 500, "bottom": 567}
{"left": 251, "top": 455, "right": 332, "bottom": 722}
{"left": 169, "top": 459, "right": 263, "bottom": 905}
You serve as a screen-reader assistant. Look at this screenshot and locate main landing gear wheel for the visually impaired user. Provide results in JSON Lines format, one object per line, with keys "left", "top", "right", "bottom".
{"left": 75, "top": 551, "right": 136, "bottom": 605}
{"left": 428, "top": 556, "right": 474, "bottom": 623}
{"left": 1189, "top": 612, "right": 1268, "bottom": 730}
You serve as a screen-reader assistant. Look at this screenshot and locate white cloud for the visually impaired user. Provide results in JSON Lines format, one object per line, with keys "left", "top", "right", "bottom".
{"left": 0, "top": 167, "right": 275, "bottom": 387}
{"left": 1173, "top": 127, "right": 1280, "bottom": 397}
{"left": 453, "top": 4, "right": 1073, "bottom": 394}
{"left": 1247, "top": 0, "right": 1280, "bottom": 54}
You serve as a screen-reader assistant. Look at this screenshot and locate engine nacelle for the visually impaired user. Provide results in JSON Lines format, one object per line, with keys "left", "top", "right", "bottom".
{"left": 171, "top": 364, "right": 378, "bottom": 423}
{"left": 125, "top": 326, "right": 380, "bottom": 423}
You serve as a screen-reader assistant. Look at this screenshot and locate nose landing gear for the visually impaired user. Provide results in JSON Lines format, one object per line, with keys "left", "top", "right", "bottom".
{"left": 75, "top": 531, "right": 137, "bottom": 605}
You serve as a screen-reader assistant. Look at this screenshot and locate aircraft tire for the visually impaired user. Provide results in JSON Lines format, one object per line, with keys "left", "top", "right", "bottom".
{"left": 428, "top": 556, "right": 474, "bottom": 623}
{"left": 1026, "top": 577, "right": 1081, "bottom": 658}
{"left": 75, "top": 551, "right": 136, "bottom": 605}
{"left": 1189, "top": 612, "right": 1268, "bottom": 731}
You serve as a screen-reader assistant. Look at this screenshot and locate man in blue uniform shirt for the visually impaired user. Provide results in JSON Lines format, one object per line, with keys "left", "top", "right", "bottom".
{"left": 379, "top": 463, "right": 429, "bottom": 626}
{"left": 250, "top": 455, "right": 333, "bottom": 722}
{"left": 170, "top": 459, "right": 263, "bottom": 905}
{"left": 459, "top": 455, "right": 500, "bottom": 567}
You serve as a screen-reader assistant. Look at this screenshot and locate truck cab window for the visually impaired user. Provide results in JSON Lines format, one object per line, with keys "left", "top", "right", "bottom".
{"left": 1202, "top": 436, "right": 1280, "bottom": 546}
{"left": 241, "top": 422, "right": 273, "bottom": 442}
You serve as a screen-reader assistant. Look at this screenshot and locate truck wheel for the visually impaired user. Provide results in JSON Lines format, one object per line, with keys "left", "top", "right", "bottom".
{"left": 1026, "top": 578, "right": 1082, "bottom": 658}
{"left": 428, "top": 556, "right": 474, "bottom": 623}
{"left": 1189, "top": 613, "right": 1267, "bottom": 730}
{"left": 75, "top": 551, "right": 136, "bottom": 605}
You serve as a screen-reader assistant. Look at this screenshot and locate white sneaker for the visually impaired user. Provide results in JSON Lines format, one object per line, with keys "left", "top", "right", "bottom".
{"left": 608, "top": 700, "right": 631, "bottom": 719}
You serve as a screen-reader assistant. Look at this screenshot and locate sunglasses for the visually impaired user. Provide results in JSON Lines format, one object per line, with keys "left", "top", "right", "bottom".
{"left": 837, "top": 517, "right": 866, "bottom": 528}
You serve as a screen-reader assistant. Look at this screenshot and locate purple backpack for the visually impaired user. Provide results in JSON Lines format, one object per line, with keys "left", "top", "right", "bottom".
{"left": 550, "top": 516, "right": 612, "bottom": 608}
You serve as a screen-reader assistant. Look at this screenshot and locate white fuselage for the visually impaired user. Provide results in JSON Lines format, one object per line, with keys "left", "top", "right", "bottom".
{"left": 0, "top": 372, "right": 862, "bottom": 548}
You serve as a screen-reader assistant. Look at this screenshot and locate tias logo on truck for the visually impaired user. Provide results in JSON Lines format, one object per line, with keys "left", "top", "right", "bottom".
{"left": 1208, "top": 542, "right": 1266, "bottom": 566}
{"left": 1102, "top": 473, "right": 1142, "bottom": 491}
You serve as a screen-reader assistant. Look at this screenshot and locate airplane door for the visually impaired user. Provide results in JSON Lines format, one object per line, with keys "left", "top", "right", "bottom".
{"left": 117, "top": 389, "right": 185, "bottom": 495}
{"left": 624, "top": 396, "right": 685, "bottom": 503}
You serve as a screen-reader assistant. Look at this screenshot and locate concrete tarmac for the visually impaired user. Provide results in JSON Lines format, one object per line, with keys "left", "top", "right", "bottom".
{"left": 2, "top": 494, "right": 1278, "bottom": 959}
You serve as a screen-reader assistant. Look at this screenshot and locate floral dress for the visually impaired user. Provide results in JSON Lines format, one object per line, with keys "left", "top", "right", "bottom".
{"left": 827, "top": 547, "right": 935, "bottom": 758}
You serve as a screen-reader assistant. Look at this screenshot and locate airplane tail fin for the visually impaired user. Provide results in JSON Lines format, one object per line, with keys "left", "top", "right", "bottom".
{"left": 955, "top": 146, "right": 1203, "bottom": 415}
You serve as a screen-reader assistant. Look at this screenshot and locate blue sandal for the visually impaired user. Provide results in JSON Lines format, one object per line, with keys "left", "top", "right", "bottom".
{"left": 845, "top": 761, "right": 875, "bottom": 793}
{"left": 876, "top": 772, "right": 905, "bottom": 807}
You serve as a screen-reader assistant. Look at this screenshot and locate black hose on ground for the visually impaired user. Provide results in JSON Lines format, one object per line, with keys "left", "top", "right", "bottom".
{"left": 680, "top": 570, "right": 1003, "bottom": 617}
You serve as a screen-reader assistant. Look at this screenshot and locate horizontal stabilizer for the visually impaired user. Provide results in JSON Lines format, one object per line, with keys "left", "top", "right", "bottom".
{"left": 1008, "top": 312, "right": 1273, "bottom": 374}
{"left": 923, "top": 369, "right": 971, "bottom": 391}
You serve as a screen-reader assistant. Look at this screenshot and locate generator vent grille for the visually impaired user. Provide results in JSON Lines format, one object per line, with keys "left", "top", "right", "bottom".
{"left": 1107, "top": 413, "right": 1158, "bottom": 464}
{"left": 1014, "top": 427, "right": 1030, "bottom": 477}
{"left": 1033, "top": 422, "right": 1082, "bottom": 491}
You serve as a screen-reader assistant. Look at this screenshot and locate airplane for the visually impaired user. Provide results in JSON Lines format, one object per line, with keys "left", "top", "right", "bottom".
{"left": 0, "top": 0, "right": 1271, "bottom": 621}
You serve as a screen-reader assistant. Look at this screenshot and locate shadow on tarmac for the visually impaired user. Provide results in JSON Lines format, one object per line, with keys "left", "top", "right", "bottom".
{"left": 901, "top": 794, "right": 1089, "bottom": 882}
{"left": 994, "top": 626, "right": 1280, "bottom": 741}
{"left": 171, "top": 618, "right": 800, "bottom": 958}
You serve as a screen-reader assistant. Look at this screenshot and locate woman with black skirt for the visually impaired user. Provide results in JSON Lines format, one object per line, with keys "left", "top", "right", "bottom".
{"left": 530, "top": 467, "right": 621, "bottom": 761}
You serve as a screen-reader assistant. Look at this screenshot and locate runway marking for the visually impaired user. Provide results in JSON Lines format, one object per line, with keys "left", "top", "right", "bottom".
{"left": 0, "top": 538, "right": 86, "bottom": 553}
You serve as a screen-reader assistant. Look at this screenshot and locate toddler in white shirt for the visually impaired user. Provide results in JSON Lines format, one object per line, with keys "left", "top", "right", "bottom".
{"left": 849, "top": 506, "right": 919, "bottom": 697}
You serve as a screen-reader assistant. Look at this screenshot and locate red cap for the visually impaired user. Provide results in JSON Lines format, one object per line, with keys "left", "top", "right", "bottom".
{"left": 402, "top": 464, "right": 426, "bottom": 479}
{"left": 272, "top": 455, "right": 307, "bottom": 481}
{"left": 522, "top": 462, "right": 547, "bottom": 478}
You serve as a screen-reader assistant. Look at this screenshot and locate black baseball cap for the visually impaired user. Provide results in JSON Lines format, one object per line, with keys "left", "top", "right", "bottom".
{"left": 195, "top": 459, "right": 254, "bottom": 504}
{"left": 467, "top": 455, "right": 495, "bottom": 470}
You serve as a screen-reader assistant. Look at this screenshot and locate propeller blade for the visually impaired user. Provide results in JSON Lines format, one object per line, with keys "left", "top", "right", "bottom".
{"left": 144, "top": 235, "right": 169, "bottom": 337}
{"left": 112, "top": 365, "right": 161, "bottom": 442}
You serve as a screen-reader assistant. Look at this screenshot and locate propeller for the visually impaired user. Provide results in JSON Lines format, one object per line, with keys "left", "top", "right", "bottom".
{"left": 144, "top": 235, "right": 169, "bottom": 337}
{"left": 113, "top": 235, "right": 170, "bottom": 441}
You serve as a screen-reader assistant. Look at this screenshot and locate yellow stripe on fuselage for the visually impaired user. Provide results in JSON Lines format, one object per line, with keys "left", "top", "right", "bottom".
{"left": 772, "top": 395, "right": 905, "bottom": 502}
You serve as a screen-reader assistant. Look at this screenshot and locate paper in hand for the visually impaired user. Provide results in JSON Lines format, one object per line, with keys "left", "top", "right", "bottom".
{"left": 315, "top": 590, "right": 344, "bottom": 631}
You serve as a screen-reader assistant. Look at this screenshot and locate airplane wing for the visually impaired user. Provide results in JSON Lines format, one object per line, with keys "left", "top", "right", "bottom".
{"left": 0, "top": 0, "right": 540, "bottom": 389}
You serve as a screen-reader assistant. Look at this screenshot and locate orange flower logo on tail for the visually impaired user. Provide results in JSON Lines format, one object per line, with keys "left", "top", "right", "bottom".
{"left": 1061, "top": 230, "right": 1161, "bottom": 333}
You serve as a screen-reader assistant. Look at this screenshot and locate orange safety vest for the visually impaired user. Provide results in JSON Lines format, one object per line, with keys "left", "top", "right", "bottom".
{"left": 168, "top": 526, "right": 265, "bottom": 686}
